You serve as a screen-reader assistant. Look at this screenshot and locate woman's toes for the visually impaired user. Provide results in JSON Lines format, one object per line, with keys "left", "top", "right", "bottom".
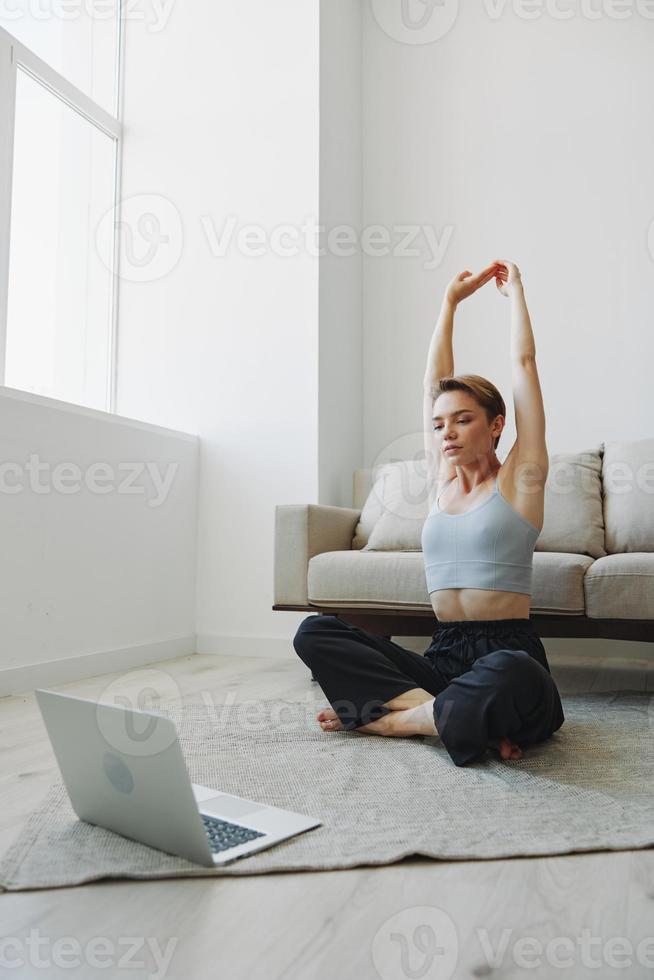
{"left": 490, "top": 737, "right": 522, "bottom": 760}
{"left": 317, "top": 707, "right": 338, "bottom": 722}
{"left": 317, "top": 708, "right": 343, "bottom": 731}
{"left": 500, "top": 737, "right": 522, "bottom": 760}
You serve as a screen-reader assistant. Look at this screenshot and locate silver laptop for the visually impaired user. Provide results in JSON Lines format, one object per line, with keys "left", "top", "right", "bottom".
{"left": 35, "top": 689, "right": 321, "bottom": 867}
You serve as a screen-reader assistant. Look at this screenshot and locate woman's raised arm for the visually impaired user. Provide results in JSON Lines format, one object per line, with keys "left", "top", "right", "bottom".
{"left": 423, "top": 297, "right": 455, "bottom": 391}
{"left": 423, "top": 265, "right": 498, "bottom": 389}
{"left": 494, "top": 260, "right": 548, "bottom": 483}
{"left": 422, "top": 265, "right": 499, "bottom": 502}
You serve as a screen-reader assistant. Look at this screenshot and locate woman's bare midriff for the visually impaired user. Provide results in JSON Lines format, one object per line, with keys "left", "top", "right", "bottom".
{"left": 428, "top": 588, "right": 531, "bottom": 622}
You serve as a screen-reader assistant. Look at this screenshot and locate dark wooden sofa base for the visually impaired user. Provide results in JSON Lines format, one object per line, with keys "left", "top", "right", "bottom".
{"left": 273, "top": 604, "right": 654, "bottom": 643}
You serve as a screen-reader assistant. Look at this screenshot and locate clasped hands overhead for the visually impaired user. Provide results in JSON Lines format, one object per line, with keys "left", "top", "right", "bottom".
{"left": 445, "top": 260, "right": 522, "bottom": 306}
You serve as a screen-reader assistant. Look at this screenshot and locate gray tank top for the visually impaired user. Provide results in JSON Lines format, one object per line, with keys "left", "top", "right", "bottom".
{"left": 421, "top": 474, "right": 541, "bottom": 596}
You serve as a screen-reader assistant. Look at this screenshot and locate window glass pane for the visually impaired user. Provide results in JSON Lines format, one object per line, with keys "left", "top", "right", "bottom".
{"left": 5, "top": 67, "right": 116, "bottom": 411}
{"left": 0, "top": 1, "right": 119, "bottom": 113}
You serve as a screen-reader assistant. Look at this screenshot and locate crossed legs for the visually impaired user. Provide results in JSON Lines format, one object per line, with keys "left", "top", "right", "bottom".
{"left": 315, "top": 688, "right": 524, "bottom": 759}
{"left": 294, "top": 616, "right": 540, "bottom": 763}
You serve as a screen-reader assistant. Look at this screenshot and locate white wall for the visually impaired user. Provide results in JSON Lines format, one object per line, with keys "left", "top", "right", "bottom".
{"left": 319, "top": 0, "right": 363, "bottom": 507}
{"left": 114, "top": 1, "right": 653, "bottom": 660}
{"left": 0, "top": 387, "right": 198, "bottom": 695}
{"left": 116, "top": 0, "right": 321, "bottom": 653}
{"left": 362, "top": 2, "right": 654, "bottom": 467}
{"left": 361, "top": 2, "right": 654, "bottom": 658}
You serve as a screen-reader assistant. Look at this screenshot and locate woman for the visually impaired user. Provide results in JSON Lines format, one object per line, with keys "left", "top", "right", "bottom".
{"left": 293, "top": 260, "right": 565, "bottom": 767}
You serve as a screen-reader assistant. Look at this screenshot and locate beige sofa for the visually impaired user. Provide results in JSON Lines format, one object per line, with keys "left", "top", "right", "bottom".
{"left": 273, "top": 441, "right": 654, "bottom": 642}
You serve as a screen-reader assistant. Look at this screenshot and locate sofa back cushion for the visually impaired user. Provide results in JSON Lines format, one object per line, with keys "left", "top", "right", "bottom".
{"left": 352, "top": 447, "right": 606, "bottom": 558}
{"left": 534, "top": 446, "right": 606, "bottom": 558}
{"left": 351, "top": 466, "right": 388, "bottom": 549}
{"left": 355, "top": 459, "right": 428, "bottom": 552}
{"left": 602, "top": 438, "right": 654, "bottom": 553}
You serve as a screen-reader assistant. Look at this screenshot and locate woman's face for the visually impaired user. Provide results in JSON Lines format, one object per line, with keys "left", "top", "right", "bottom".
{"left": 432, "top": 393, "right": 499, "bottom": 462}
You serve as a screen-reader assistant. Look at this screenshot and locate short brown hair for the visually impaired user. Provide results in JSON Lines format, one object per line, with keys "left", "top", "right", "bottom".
{"left": 433, "top": 374, "right": 506, "bottom": 451}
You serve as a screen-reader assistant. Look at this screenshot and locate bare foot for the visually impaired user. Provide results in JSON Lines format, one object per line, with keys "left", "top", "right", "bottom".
{"left": 316, "top": 707, "right": 344, "bottom": 732}
{"left": 490, "top": 737, "right": 523, "bottom": 761}
{"left": 317, "top": 705, "right": 523, "bottom": 761}
{"left": 349, "top": 700, "right": 437, "bottom": 738}
{"left": 316, "top": 702, "right": 437, "bottom": 737}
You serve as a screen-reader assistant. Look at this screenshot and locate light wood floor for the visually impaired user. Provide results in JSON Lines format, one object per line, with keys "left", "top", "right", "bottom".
{"left": 2, "top": 647, "right": 654, "bottom": 980}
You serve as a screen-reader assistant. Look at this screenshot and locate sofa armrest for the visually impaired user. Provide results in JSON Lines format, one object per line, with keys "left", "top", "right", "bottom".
{"left": 274, "top": 504, "right": 361, "bottom": 606}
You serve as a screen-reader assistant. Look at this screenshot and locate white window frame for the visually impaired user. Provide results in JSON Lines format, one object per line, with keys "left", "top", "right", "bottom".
{"left": 0, "top": 15, "right": 124, "bottom": 412}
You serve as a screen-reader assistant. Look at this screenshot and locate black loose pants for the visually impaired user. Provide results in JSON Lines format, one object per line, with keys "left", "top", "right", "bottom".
{"left": 293, "top": 614, "right": 565, "bottom": 767}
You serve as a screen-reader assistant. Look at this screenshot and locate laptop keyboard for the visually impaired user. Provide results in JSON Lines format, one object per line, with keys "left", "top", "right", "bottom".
{"left": 201, "top": 813, "right": 266, "bottom": 854}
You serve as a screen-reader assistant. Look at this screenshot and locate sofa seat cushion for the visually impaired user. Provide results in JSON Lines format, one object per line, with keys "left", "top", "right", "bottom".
{"left": 307, "top": 550, "right": 592, "bottom": 615}
{"left": 308, "top": 551, "right": 432, "bottom": 610}
{"left": 584, "top": 553, "right": 654, "bottom": 619}
{"left": 530, "top": 552, "right": 594, "bottom": 615}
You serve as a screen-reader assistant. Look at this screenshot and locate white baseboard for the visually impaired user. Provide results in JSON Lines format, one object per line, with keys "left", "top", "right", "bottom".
{"left": 195, "top": 633, "right": 294, "bottom": 659}
{"left": 0, "top": 636, "right": 196, "bottom": 698}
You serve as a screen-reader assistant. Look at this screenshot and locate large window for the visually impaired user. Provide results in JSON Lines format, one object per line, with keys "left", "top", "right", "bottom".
{"left": 0, "top": 8, "right": 122, "bottom": 412}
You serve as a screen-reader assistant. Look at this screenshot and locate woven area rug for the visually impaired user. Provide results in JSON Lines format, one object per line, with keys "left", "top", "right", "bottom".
{"left": 2, "top": 690, "right": 654, "bottom": 891}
